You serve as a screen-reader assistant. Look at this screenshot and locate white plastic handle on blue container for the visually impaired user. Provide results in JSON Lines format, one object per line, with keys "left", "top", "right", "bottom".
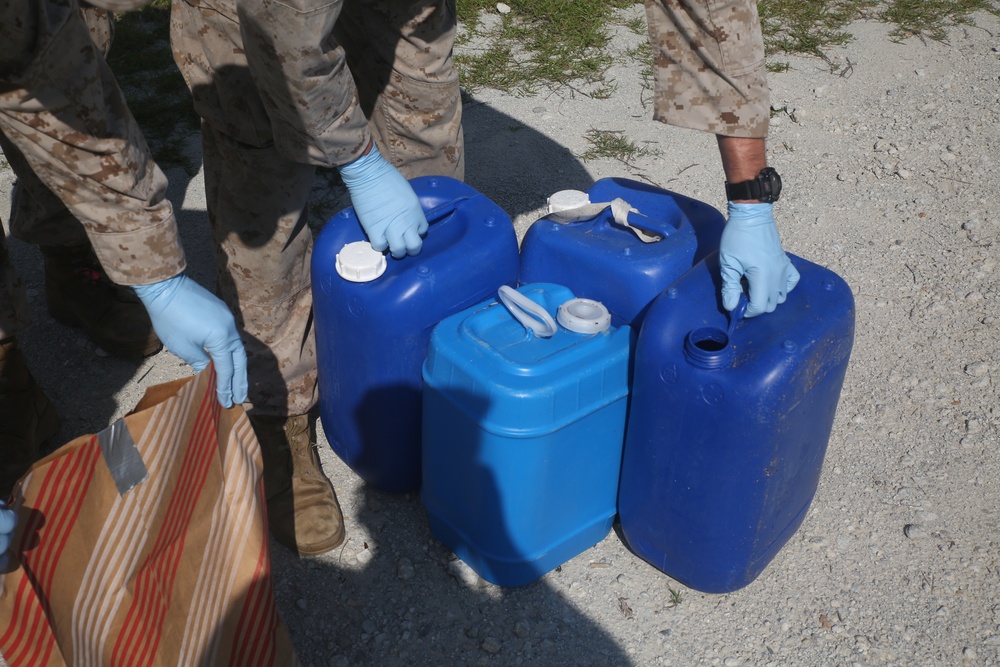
{"left": 498, "top": 285, "right": 558, "bottom": 338}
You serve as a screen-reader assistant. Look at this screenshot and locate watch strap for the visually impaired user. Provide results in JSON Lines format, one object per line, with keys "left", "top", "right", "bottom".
{"left": 725, "top": 167, "right": 780, "bottom": 203}
{"left": 725, "top": 179, "right": 759, "bottom": 202}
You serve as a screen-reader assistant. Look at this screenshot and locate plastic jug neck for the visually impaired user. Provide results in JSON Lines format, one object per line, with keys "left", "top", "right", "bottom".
{"left": 683, "top": 327, "right": 734, "bottom": 369}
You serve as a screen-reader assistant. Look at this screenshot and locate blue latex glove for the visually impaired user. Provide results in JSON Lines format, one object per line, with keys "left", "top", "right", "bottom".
{"left": 0, "top": 503, "right": 15, "bottom": 570}
{"left": 338, "top": 144, "right": 428, "bottom": 259}
{"left": 133, "top": 274, "right": 248, "bottom": 408}
{"left": 719, "top": 202, "right": 800, "bottom": 318}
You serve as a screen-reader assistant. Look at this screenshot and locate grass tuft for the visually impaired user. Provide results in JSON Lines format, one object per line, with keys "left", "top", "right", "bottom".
{"left": 881, "top": 0, "right": 1000, "bottom": 42}
{"left": 580, "top": 129, "right": 661, "bottom": 164}
{"left": 455, "top": 0, "right": 637, "bottom": 95}
{"left": 758, "top": 0, "right": 877, "bottom": 58}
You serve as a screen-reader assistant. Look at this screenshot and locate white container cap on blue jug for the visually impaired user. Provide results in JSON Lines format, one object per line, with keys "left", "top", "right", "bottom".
{"left": 547, "top": 190, "right": 591, "bottom": 214}
{"left": 558, "top": 298, "right": 612, "bottom": 334}
{"left": 336, "top": 241, "right": 387, "bottom": 282}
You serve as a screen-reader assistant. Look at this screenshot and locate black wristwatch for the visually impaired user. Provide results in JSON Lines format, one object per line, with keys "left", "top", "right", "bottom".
{"left": 725, "top": 167, "right": 782, "bottom": 203}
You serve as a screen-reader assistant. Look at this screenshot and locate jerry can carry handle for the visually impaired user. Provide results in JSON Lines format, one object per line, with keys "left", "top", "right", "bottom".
{"left": 498, "top": 285, "right": 558, "bottom": 338}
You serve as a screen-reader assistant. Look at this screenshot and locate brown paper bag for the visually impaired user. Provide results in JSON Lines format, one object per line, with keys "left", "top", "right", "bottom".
{"left": 0, "top": 367, "right": 299, "bottom": 666}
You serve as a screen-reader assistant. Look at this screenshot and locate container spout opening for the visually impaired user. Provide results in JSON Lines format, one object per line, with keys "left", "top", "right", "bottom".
{"left": 684, "top": 327, "right": 734, "bottom": 368}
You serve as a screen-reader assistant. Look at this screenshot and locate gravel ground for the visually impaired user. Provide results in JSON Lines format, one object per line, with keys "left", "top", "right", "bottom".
{"left": 4, "top": 8, "right": 1000, "bottom": 666}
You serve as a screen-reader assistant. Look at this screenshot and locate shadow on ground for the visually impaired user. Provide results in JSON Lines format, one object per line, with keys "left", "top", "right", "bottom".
{"left": 462, "top": 96, "right": 595, "bottom": 222}
{"left": 269, "top": 479, "right": 632, "bottom": 666}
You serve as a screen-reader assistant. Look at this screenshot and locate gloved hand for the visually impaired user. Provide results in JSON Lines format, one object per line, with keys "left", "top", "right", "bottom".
{"left": 338, "top": 144, "right": 428, "bottom": 259}
{"left": 719, "top": 202, "right": 800, "bottom": 318}
{"left": 133, "top": 274, "right": 248, "bottom": 408}
{"left": 0, "top": 502, "right": 15, "bottom": 570}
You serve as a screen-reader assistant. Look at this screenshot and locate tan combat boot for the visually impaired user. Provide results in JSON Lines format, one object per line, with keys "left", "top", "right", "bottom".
{"left": 249, "top": 413, "right": 345, "bottom": 556}
{"left": 0, "top": 337, "right": 62, "bottom": 498}
{"left": 41, "top": 244, "right": 162, "bottom": 358}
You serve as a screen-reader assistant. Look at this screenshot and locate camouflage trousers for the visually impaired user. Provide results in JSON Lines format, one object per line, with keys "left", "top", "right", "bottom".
{"left": 645, "top": 0, "right": 770, "bottom": 138}
{"left": 171, "top": 0, "right": 463, "bottom": 416}
{"left": 0, "top": 0, "right": 184, "bottom": 339}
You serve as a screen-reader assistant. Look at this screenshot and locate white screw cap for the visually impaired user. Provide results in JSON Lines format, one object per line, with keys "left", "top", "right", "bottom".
{"left": 557, "top": 298, "right": 612, "bottom": 334}
{"left": 336, "top": 241, "right": 387, "bottom": 282}
{"left": 547, "top": 190, "right": 591, "bottom": 214}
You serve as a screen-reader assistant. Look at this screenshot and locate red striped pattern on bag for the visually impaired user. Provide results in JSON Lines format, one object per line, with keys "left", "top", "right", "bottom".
{"left": 0, "top": 441, "right": 100, "bottom": 666}
{"left": 230, "top": 524, "right": 278, "bottom": 667}
{"left": 73, "top": 366, "right": 200, "bottom": 666}
{"left": 0, "top": 366, "right": 300, "bottom": 666}
{"left": 111, "top": 376, "right": 218, "bottom": 666}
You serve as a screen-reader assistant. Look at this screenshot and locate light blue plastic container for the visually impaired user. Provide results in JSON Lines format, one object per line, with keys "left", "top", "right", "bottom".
{"left": 421, "top": 283, "right": 632, "bottom": 586}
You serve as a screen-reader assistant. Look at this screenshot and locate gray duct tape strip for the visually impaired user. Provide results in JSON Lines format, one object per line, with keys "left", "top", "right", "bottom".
{"left": 97, "top": 418, "right": 149, "bottom": 495}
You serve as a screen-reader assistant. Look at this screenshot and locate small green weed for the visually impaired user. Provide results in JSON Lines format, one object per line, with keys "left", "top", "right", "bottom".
{"left": 580, "top": 129, "right": 660, "bottom": 164}
{"left": 623, "top": 12, "right": 648, "bottom": 36}
{"left": 668, "top": 585, "right": 683, "bottom": 607}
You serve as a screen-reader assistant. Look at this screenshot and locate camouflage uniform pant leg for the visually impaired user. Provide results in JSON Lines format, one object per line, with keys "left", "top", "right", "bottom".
{"left": 0, "top": 225, "right": 32, "bottom": 339}
{"left": 3, "top": 3, "right": 112, "bottom": 249}
{"left": 644, "top": 0, "right": 769, "bottom": 138}
{"left": 335, "top": 0, "right": 464, "bottom": 179}
{"left": 175, "top": 0, "right": 371, "bottom": 166}
{"left": 171, "top": 0, "right": 340, "bottom": 416}
{"left": 0, "top": 0, "right": 184, "bottom": 286}
{"left": 201, "top": 123, "right": 319, "bottom": 417}
{"left": 170, "top": 0, "right": 288, "bottom": 151}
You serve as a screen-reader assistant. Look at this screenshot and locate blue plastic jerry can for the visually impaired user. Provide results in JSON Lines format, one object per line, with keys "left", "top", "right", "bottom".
{"left": 421, "top": 283, "right": 631, "bottom": 586}
{"left": 519, "top": 177, "right": 726, "bottom": 327}
{"left": 311, "top": 176, "right": 520, "bottom": 493}
{"left": 617, "top": 251, "right": 855, "bottom": 594}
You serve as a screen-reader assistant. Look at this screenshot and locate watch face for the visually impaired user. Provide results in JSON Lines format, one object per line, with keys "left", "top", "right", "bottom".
{"left": 760, "top": 167, "right": 781, "bottom": 202}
